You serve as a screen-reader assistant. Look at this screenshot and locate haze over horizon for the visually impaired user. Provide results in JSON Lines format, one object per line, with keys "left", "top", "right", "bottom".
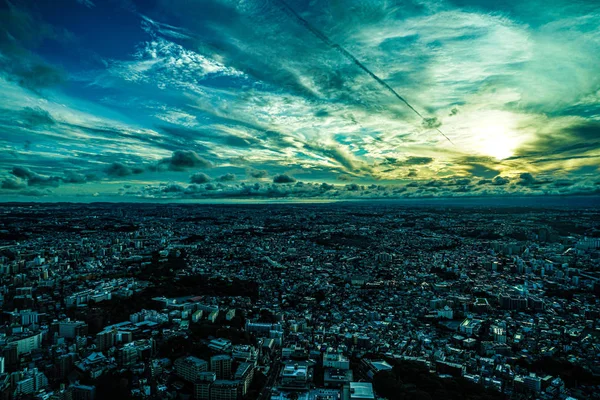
{"left": 1, "top": 0, "right": 599, "bottom": 202}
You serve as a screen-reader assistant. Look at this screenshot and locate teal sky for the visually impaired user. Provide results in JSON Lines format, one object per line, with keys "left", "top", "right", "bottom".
{"left": 0, "top": 0, "right": 599, "bottom": 201}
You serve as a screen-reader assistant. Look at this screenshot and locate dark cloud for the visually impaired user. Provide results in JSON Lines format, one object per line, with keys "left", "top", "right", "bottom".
{"left": 399, "top": 157, "right": 434, "bottom": 166}
{"left": 6, "top": 166, "right": 96, "bottom": 188}
{"left": 407, "top": 169, "right": 417, "bottom": 177}
{"left": 455, "top": 157, "right": 500, "bottom": 179}
{"left": 20, "top": 106, "right": 56, "bottom": 127}
{"left": 246, "top": 168, "right": 268, "bottom": 178}
{"left": 273, "top": 174, "right": 296, "bottom": 183}
{"left": 217, "top": 173, "right": 236, "bottom": 182}
{"left": 190, "top": 172, "right": 211, "bottom": 184}
{"left": 7, "top": 62, "right": 64, "bottom": 93}
{"left": 552, "top": 179, "right": 574, "bottom": 188}
{"left": 106, "top": 162, "right": 135, "bottom": 177}
{"left": 424, "top": 180, "right": 445, "bottom": 187}
{"left": 11, "top": 166, "right": 36, "bottom": 179}
{"left": 19, "top": 188, "right": 52, "bottom": 197}
{"left": 345, "top": 183, "right": 361, "bottom": 191}
{"left": 422, "top": 117, "right": 442, "bottom": 129}
{"left": 1, "top": 177, "right": 26, "bottom": 190}
{"left": 63, "top": 171, "right": 88, "bottom": 184}
{"left": 305, "top": 144, "right": 361, "bottom": 171}
{"left": 491, "top": 176, "right": 510, "bottom": 186}
{"left": 11, "top": 166, "right": 61, "bottom": 187}
{"left": 28, "top": 174, "right": 61, "bottom": 187}
{"left": 162, "top": 183, "right": 185, "bottom": 193}
{"left": 512, "top": 121, "right": 600, "bottom": 162}
{"left": 517, "top": 172, "right": 537, "bottom": 186}
{"left": 337, "top": 174, "right": 353, "bottom": 181}
{"left": 161, "top": 150, "right": 213, "bottom": 171}
{"left": 447, "top": 178, "right": 471, "bottom": 186}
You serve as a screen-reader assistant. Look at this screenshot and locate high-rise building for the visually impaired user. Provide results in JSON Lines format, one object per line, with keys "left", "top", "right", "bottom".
{"left": 58, "top": 320, "right": 88, "bottom": 339}
{"left": 56, "top": 354, "right": 75, "bottom": 380}
{"left": 2, "top": 343, "right": 18, "bottom": 372}
{"left": 175, "top": 356, "right": 208, "bottom": 383}
{"left": 95, "top": 329, "right": 116, "bottom": 352}
{"left": 194, "top": 372, "right": 216, "bottom": 400}
{"left": 234, "top": 362, "right": 254, "bottom": 398}
{"left": 210, "top": 380, "right": 238, "bottom": 400}
{"left": 210, "top": 355, "right": 232, "bottom": 380}
{"left": 118, "top": 345, "right": 139, "bottom": 368}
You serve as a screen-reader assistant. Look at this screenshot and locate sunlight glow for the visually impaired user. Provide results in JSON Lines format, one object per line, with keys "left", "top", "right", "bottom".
{"left": 478, "top": 125, "right": 517, "bottom": 160}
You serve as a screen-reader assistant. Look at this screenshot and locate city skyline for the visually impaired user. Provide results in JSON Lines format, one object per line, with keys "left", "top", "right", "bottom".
{"left": 1, "top": 0, "right": 599, "bottom": 201}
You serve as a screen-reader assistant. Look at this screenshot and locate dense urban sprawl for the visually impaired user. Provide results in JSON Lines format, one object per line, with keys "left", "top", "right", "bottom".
{"left": 0, "top": 203, "right": 599, "bottom": 400}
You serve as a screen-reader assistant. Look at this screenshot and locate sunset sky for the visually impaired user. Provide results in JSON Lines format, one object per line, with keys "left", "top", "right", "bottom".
{"left": 0, "top": 0, "right": 599, "bottom": 201}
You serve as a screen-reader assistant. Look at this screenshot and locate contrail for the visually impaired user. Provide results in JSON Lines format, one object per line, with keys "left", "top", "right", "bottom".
{"left": 274, "top": 0, "right": 454, "bottom": 145}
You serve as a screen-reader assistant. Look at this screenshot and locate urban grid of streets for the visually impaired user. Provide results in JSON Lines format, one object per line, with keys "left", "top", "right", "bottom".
{"left": 0, "top": 202, "right": 599, "bottom": 400}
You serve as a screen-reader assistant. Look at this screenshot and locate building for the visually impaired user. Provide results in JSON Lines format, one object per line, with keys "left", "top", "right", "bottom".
{"left": 194, "top": 372, "right": 216, "bottom": 400}
{"left": 245, "top": 321, "right": 282, "bottom": 335}
{"left": 280, "top": 362, "right": 310, "bottom": 390}
{"left": 324, "top": 368, "right": 353, "bottom": 388}
{"left": 234, "top": 362, "right": 254, "bottom": 398}
{"left": 323, "top": 352, "right": 350, "bottom": 370}
{"left": 118, "top": 345, "right": 139, "bottom": 368}
{"left": 8, "top": 332, "right": 43, "bottom": 356}
{"left": 210, "top": 355, "right": 232, "bottom": 380}
{"left": 459, "top": 318, "right": 482, "bottom": 336}
{"left": 435, "top": 360, "right": 465, "bottom": 378}
{"left": 71, "top": 383, "right": 96, "bottom": 400}
{"left": 232, "top": 345, "right": 258, "bottom": 362}
{"left": 58, "top": 320, "right": 88, "bottom": 339}
{"left": 210, "top": 380, "right": 238, "bottom": 400}
{"left": 524, "top": 375, "right": 542, "bottom": 392}
{"left": 95, "top": 329, "right": 116, "bottom": 352}
{"left": 350, "top": 382, "right": 375, "bottom": 400}
{"left": 208, "top": 338, "right": 232, "bottom": 353}
{"left": 175, "top": 356, "right": 208, "bottom": 383}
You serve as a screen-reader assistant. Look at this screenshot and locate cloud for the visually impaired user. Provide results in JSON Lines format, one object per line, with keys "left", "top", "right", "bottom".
{"left": 190, "top": 172, "right": 211, "bottom": 184}
{"left": 10, "top": 166, "right": 62, "bottom": 187}
{"left": 27, "top": 174, "right": 61, "bottom": 187}
{"left": 246, "top": 168, "right": 268, "bottom": 178}
{"left": 273, "top": 174, "right": 296, "bottom": 183}
{"left": 217, "top": 173, "right": 236, "bottom": 182}
{"left": 397, "top": 157, "right": 434, "bottom": 166}
{"left": 422, "top": 117, "right": 442, "bottom": 129}
{"left": 161, "top": 150, "right": 213, "bottom": 171}
{"left": 106, "top": 162, "right": 137, "bottom": 177}
{"left": 1, "top": 177, "right": 26, "bottom": 190}
{"left": 337, "top": 174, "right": 353, "bottom": 181}
{"left": 19, "top": 188, "right": 52, "bottom": 197}
{"left": 19, "top": 107, "right": 56, "bottom": 127}
{"left": 491, "top": 176, "right": 510, "bottom": 186}
{"left": 11, "top": 166, "right": 36, "bottom": 180}
{"left": 62, "top": 171, "right": 88, "bottom": 184}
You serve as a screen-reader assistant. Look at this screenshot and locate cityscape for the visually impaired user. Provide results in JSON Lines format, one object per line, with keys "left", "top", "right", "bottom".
{"left": 0, "top": 202, "right": 599, "bottom": 399}
{"left": 1, "top": 0, "right": 600, "bottom": 399}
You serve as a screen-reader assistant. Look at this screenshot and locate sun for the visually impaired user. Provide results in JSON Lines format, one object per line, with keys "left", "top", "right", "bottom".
{"left": 478, "top": 125, "right": 518, "bottom": 160}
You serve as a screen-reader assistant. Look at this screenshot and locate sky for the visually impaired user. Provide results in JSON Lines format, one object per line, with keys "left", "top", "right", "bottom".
{"left": 0, "top": 0, "right": 599, "bottom": 202}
